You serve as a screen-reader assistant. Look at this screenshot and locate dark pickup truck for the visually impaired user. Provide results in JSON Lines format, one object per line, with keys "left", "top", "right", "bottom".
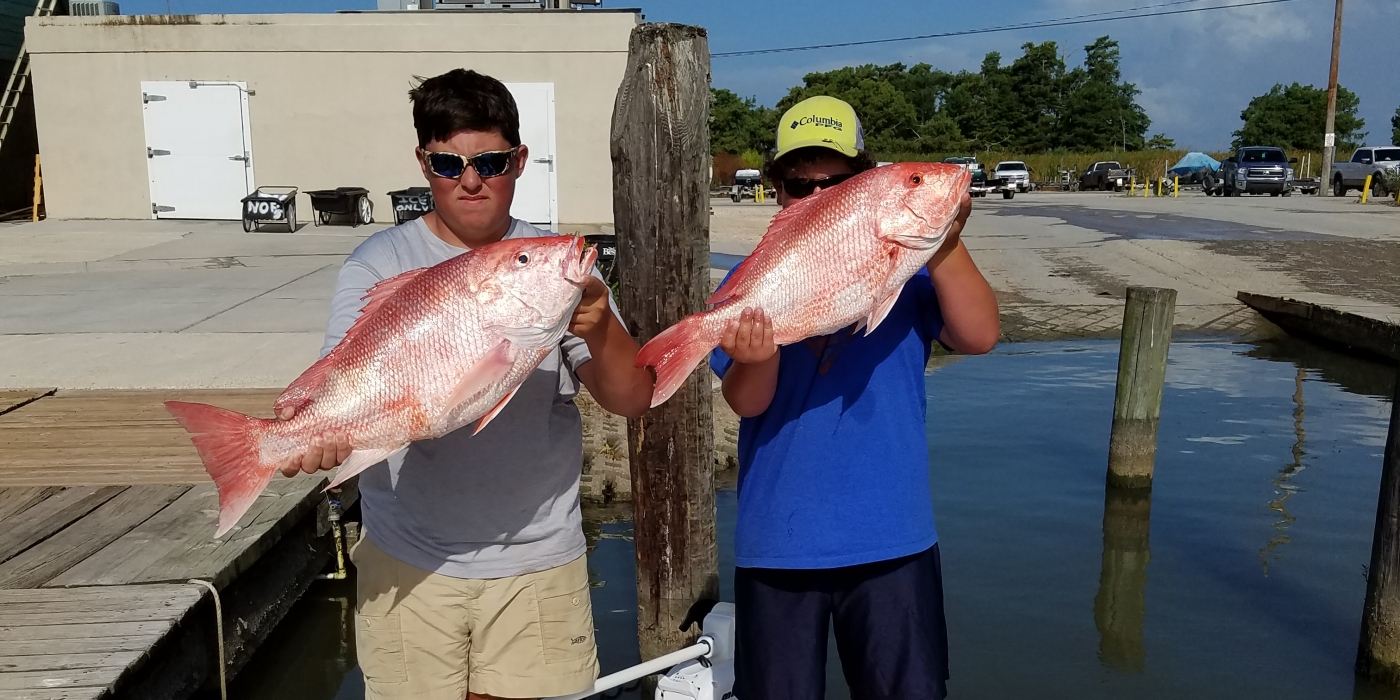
{"left": 1217, "top": 146, "right": 1296, "bottom": 196}
{"left": 1078, "top": 161, "right": 1134, "bottom": 192}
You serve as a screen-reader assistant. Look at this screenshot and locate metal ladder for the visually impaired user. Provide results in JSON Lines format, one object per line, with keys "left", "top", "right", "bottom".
{"left": 0, "top": 0, "right": 59, "bottom": 154}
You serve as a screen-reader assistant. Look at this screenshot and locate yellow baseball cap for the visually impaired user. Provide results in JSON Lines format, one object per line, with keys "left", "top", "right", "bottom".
{"left": 774, "top": 96, "right": 866, "bottom": 160}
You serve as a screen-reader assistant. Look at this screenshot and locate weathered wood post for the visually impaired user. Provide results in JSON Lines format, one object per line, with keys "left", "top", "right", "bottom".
{"left": 1107, "top": 286, "right": 1176, "bottom": 489}
{"left": 610, "top": 23, "right": 718, "bottom": 662}
{"left": 1094, "top": 486, "right": 1151, "bottom": 673}
{"left": 1358, "top": 374, "right": 1400, "bottom": 683}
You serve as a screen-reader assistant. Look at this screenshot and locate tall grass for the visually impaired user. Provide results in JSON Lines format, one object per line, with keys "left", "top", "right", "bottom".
{"left": 871, "top": 150, "right": 1328, "bottom": 182}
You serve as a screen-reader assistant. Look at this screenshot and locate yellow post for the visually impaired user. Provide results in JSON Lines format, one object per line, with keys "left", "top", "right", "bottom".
{"left": 1173, "top": 176, "right": 1179, "bottom": 198}
{"left": 755, "top": 183, "right": 763, "bottom": 203}
{"left": 1129, "top": 178, "right": 1136, "bottom": 196}
{"left": 31, "top": 155, "right": 42, "bottom": 222}
{"left": 1362, "top": 174, "right": 1372, "bottom": 204}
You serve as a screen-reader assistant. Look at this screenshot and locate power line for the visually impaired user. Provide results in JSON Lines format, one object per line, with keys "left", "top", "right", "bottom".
{"left": 711, "top": 0, "right": 1310, "bottom": 58}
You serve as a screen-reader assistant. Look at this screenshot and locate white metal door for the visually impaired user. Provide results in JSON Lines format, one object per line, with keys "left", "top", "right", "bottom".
{"left": 142, "top": 81, "right": 255, "bottom": 220}
{"left": 505, "top": 83, "right": 558, "bottom": 230}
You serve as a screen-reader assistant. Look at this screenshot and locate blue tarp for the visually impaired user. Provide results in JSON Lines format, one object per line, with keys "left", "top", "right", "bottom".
{"left": 1168, "top": 152, "right": 1220, "bottom": 175}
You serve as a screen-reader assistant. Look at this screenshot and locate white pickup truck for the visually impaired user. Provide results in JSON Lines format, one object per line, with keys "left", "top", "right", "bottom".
{"left": 1331, "top": 145, "right": 1399, "bottom": 198}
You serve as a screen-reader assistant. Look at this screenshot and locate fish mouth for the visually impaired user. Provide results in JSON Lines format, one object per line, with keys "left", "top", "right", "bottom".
{"left": 564, "top": 236, "right": 597, "bottom": 285}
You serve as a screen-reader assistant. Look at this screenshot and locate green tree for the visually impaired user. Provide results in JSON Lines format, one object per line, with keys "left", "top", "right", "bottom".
{"left": 709, "top": 88, "right": 773, "bottom": 155}
{"left": 1059, "top": 37, "right": 1149, "bottom": 151}
{"left": 1146, "top": 134, "right": 1176, "bottom": 149}
{"left": 1231, "top": 83, "right": 1366, "bottom": 151}
{"left": 1392, "top": 105, "right": 1399, "bottom": 145}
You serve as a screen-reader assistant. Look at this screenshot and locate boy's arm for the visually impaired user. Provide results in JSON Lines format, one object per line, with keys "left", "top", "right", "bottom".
{"left": 720, "top": 308, "right": 779, "bottom": 418}
{"left": 927, "top": 198, "right": 999, "bottom": 355}
{"left": 572, "top": 277, "right": 654, "bottom": 419}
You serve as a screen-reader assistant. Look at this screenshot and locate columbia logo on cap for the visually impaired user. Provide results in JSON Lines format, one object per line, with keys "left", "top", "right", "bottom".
{"left": 790, "top": 115, "right": 844, "bottom": 131}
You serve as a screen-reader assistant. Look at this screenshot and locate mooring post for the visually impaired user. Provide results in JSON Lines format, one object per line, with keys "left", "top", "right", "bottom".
{"left": 610, "top": 22, "right": 719, "bottom": 662}
{"left": 1358, "top": 374, "right": 1400, "bottom": 683}
{"left": 1107, "top": 286, "right": 1177, "bottom": 489}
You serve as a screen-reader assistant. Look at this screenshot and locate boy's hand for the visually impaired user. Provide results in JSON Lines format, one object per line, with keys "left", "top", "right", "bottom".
{"left": 721, "top": 307, "right": 777, "bottom": 365}
{"left": 275, "top": 405, "right": 351, "bottom": 477}
{"left": 930, "top": 193, "right": 973, "bottom": 269}
{"left": 569, "top": 276, "right": 611, "bottom": 344}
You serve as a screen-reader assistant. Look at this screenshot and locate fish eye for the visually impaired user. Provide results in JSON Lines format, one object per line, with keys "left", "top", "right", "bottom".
{"left": 516, "top": 253, "right": 530, "bottom": 265}
{"left": 909, "top": 174, "right": 923, "bottom": 186}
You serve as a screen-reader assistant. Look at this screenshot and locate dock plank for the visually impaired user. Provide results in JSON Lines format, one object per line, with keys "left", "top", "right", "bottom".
{"left": 0, "top": 486, "right": 191, "bottom": 589}
{"left": 0, "top": 667, "right": 120, "bottom": 692}
{"left": 0, "top": 488, "right": 59, "bottom": 523}
{"left": 0, "top": 389, "right": 54, "bottom": 416}
{"left": 0, "top": 637, "right": 162, "bottom": 657}
{"left": 0, "top": 688, "right": 105, "bottom": 700}
{"left": 0, "top": 651, "right": 143, "bottom": 673}
{"left": 0, "top": 622, "right": 172, "bottom": 644}
{"left": 0, "top": 488, "right": 126, "bottom": 564}
{"left": 0, "top": 390, "right": 279, "bottom": 488}
{"left": 47, "top": 476, "right": 324, "bottom": 589}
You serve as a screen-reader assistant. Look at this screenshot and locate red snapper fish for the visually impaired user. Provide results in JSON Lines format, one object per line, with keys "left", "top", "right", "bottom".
{"left": 637, "top": 162, "right": 970, "bottom": 407}
{"left": 167, "top": 235, "right": 598, "bottom": 537}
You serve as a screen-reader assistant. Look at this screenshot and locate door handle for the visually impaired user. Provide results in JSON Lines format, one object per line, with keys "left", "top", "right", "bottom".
{"left": 148, "top": 148, "right": 170, "bottom": 158}
{"left": 533, "top": 157, "right": 553, "bottom": 163}
{"left": 229, "top": 155, "right": 249, "bottom": 162}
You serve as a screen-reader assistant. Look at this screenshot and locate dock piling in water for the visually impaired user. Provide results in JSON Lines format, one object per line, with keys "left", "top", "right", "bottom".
{"left": 610, "top": 22, "right": 719, "bottom": 662}
{"left": 1108, "top": 286, "right": 1177, "bottom": 489}
{"left": 1358, "top": 374, "right": 1400, "bottom": 683}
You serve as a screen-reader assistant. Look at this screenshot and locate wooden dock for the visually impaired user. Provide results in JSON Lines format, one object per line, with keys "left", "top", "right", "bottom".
{"left": 0, "top": 390, "right": 349, "bottom": 700}
{"left": 1239, "top": 291, "right": 1400, "bottom": 362}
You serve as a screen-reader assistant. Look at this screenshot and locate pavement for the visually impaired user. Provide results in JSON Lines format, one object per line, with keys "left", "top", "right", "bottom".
{"left": 2, "top": 190, "right": 1397, "bottom": 389}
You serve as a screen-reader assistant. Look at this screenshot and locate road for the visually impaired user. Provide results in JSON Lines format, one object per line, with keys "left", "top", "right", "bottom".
{"left": 1, "top": 191, "right": 1396, "bottom": 389}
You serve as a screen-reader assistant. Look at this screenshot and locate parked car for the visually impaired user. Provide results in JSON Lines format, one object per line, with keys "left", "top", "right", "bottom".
{"left": 1218, "top": 146, "right": 1295, "bottom": 196}
{"left": 943, "top": 156, "right": 994, "bottom": 197}
{"left": 1331, "top": 145, "right": 1400, "bottom": 198}
{"left": 1079, "top": 161, "right": 1133, "bottom": 191}
{"left": 993, "top": 161, "right": 1032, "bottom": 193}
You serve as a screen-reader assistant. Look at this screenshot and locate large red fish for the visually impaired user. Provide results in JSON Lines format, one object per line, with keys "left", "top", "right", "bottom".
{"left": 167, "top": 235, "right": 598, "bottom": 537}
{"left": 636, "top": 162, "right": 970, "bottom": 407}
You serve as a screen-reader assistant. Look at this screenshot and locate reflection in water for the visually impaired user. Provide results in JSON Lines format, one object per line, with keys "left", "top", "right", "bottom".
{"left": 1095, "top": 486, "right": 1152, "bottom": 673}
{"left": 228, "top": 579, "right": 358, "bottom": 699}
{"left": 1260, "top": 366, "right": 1308, "bottom": 574}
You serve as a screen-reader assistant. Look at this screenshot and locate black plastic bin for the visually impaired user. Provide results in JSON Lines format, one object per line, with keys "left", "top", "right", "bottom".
{"left": 240, "top": 186, "right": 298, "bottom": 232}
{"left": 388, "top": 187, "right": 435, "bottom": 226}
{"left": 307, "top": 187, "right": 373, "bottom": 227}
{"left": 583, "top": 233, "right": 617, "bottom": 285}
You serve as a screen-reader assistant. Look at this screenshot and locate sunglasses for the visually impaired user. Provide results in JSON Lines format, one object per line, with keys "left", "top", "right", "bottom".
{"left": 781, "top": 172, "right": 855, "bottom": 199}
{"left": 421, "top": 147, "right": 519, "bottom": 180}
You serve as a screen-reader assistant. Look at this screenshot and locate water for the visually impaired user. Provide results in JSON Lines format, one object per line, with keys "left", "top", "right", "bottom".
{"left": 231, "top": 337, "right": 1398, "bottom": 700}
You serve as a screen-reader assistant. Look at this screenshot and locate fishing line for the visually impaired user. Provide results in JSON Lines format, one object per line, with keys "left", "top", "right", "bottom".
{"left": 712, "top": 0, "right": 1310, "bottom": 57}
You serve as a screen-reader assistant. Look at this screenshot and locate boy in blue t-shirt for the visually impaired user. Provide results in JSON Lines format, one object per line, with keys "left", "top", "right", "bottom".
{"left": 710, "top": 96, "right": 999, "bottom": 700}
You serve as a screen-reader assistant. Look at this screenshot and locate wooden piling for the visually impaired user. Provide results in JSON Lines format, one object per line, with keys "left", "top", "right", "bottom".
{"left": 610, "top": 22, "right": 719, "bottom": 662}
{"left": 1107, "top": 287, "right": 1177, "bottom": 489}
{"left": 1358, "top": 374, "right": 1400, "bottom": 683}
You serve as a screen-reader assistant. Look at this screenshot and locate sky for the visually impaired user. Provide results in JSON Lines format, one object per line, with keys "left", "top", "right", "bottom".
{"left": 116, "top": 0, "right": 1400, "bottom": 151}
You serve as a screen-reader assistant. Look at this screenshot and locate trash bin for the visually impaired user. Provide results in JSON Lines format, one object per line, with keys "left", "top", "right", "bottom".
{"left": 584, "top": 233, "right": 617, "bottom": 285}
{"left": 240, "top": 186, "right": 298, "bottom": 232}
{"left": 307, "top": 187, "right": 373, "bottom": 227}
{"left": 388, "top": 187, "right": 434, "bottom": 226}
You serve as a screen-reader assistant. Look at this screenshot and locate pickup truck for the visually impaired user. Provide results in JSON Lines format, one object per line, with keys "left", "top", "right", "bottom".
{"left": 1078, "top": 161, "right": 1133, "bottom": 192}
{"left": 943, "top": 156, "right": 1019, "bottom": 199}
{"left": 1218, "top": 146, "right": 1295, "bottom": 196}
{"left": 993, "top": 161, "right": 1032, "bottom": 193}
{"left": 1331, "top": 145, "right": 1399, "bottom": 198}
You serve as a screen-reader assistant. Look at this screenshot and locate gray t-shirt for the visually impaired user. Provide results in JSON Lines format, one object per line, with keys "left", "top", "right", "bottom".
{"left": 321, "top": 217, "right": 608, "bottom": 579}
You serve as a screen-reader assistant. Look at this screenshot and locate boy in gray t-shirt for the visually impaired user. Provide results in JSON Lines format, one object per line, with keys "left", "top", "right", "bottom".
{"left": 278, "top": 69, "right": 653, "bottom": 700}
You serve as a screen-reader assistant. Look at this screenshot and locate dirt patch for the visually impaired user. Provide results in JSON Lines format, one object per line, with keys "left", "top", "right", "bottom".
{"left": 1202, "top": 239, "right": 1400, "bottom": 306}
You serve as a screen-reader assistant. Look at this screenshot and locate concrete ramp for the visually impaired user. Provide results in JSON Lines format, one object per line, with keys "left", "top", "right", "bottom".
{"left": 1238, "top": 291, "right": 1400, "bottom": 361}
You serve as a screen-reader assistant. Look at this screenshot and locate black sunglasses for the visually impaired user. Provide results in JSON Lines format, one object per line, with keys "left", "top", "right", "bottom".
{"left": 421, "top": 147, "right": 519, "bottom": 180}
{"left": 781, "top": 172, "right": 855, "bottom": 199}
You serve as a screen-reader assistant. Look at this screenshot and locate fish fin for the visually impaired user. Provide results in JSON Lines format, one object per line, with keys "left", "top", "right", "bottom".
{"left": 864, "top": 289, "right": 901, "bottom": 336}
{"left": 636, "top": 313, "right": 720, "bottom": 408}
{"left": 272, "top": 353, "right": 336, "bottom": 418}
{"left": 325, "top": 446, "right": 405, "bottom": 490}
{"left": 491, "top": 313, "right": 572, "bottom": 350}
{"left": 705, "top": 187, "right": 836, "bottom": 306}
{"left": 473, "top": 384, "right": 522, "bottom": 436}
{"left": 333, "top": 267, "right": 430, "bottom": 352}
{"left": 441, "top": 340, "right": 514, "bottom": 420}
{"left": 165, "top": 401, "right": 276, "bottom": 538}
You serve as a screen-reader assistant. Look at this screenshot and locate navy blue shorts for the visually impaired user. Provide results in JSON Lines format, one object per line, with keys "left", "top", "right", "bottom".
{"left": 733, "top": 544, "right": 949, "bottom": 700}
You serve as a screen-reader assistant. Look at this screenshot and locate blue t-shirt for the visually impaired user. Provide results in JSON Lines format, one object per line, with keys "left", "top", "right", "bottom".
{"left": 710, "top": 267, "right": 944, "bottom": 570}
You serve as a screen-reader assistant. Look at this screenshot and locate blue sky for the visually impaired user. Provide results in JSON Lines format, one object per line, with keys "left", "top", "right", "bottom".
{"left": 117, "top": 0, "right": 1400, "bottom": 151}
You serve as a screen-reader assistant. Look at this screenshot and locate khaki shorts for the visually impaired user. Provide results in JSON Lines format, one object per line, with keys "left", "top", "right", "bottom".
{"left": 352, "top": 536, "right": 599, "bottom": 700}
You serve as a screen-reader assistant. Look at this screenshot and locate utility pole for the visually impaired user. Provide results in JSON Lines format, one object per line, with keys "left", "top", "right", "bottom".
{"left": 1319, "top": 0, "right": 1344, "bottom": 196}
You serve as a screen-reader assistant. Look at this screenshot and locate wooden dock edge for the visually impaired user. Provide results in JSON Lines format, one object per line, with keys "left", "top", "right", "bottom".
{"left": 1237, "top": 292, "right": 1400, "bottom": 362}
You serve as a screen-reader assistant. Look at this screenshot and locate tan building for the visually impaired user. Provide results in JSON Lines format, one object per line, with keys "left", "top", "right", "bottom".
{"left": 25, "top": 8, "right": 638, "bottom": 231}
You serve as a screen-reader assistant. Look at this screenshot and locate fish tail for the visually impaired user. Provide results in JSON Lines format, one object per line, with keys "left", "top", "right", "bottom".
{"left": 636, "top": 313, "right": 721, "bottom": 408}
{"left": 165, "top": 400, "right": 277, "bottom": 538}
